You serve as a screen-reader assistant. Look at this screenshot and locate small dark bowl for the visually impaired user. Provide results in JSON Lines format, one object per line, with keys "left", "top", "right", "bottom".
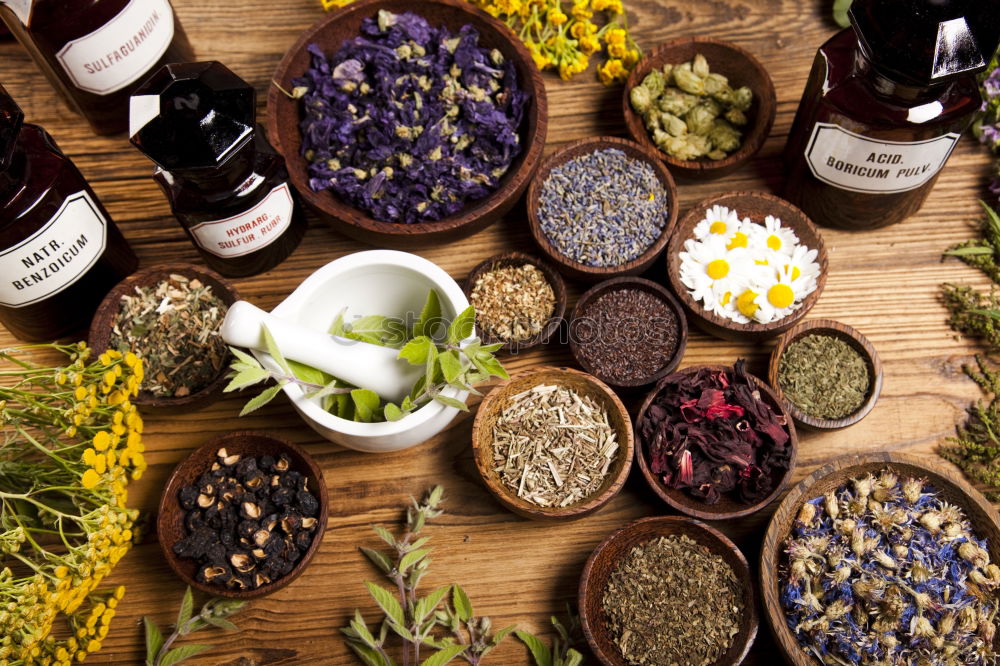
{"left": 767, "top": 319, "right": 884, "bottom": 431}
{"left": 666, "top": 191, "right": 829, "bottom": 343}
{"left": 462, "top": 251, "right": 567, "bottom": 354}
{"left": 569, "top": 277, "right": 688, "bottom": 390}
{"left": 623, "top": 37, "right": 777, "bottom": 180}
{"left": 635, "top": 364, "right": 798, "bottom": 521}
{"left": 87, "top": 263, "right": 238, "bottom": 414}
{"left": 267, "top": 0, "right": 547, "bottom": 248}
{"left": 580, "top": 515, "right": 758, "bottom": 666}
{"left": 471, "top": 366, "right": 633, "bottom": 521}
{"left": 157, "top": 430, "right": 328, "bottom": 599}
{"left": 527, "top": 136, "right": 679, "bottom": 282}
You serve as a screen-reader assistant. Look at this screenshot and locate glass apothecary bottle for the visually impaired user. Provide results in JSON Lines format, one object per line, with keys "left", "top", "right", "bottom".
{"left": 0, "top": 0, "right": 194, "bottom": 135}
{"left": 783, "top": 0, "right": 1000, "bottom": 230}
{"left": 0, "top": 86, "right": 137, "bottom": 341}
{"left": 129, "top": 62, "right": 305, "bottom": 278}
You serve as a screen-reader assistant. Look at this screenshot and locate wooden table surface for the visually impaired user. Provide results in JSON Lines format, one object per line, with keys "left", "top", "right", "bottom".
{"left": 2, "top": 0, "right": 998, "bottom": 664}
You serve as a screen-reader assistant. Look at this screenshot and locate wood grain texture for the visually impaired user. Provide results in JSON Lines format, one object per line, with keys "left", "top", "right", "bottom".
{"left": 0, "top": 0, "right": 997, "bottom": 662}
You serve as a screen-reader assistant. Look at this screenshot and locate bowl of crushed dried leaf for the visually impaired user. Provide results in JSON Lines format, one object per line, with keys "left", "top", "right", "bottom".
{"left": 471, "top": 366, "right": 633, "bottom": 521}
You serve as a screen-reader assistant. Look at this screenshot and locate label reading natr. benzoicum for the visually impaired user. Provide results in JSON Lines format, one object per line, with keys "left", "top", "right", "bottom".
{"left": 55, "top": 0, "right": 174, "bottom": 95}
{"left": 0, "top": 191, "right": 108, "bottom": 308}
{"left": 189, "top": 183, "right": 294, "bottom": 258}
{"left": 805, "top": 122, "right": 960, "bottom": 194}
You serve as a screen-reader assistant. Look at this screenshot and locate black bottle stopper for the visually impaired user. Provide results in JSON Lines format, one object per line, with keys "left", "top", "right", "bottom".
{"left": 0, "top": 85, "right": 24, "bottom": 171}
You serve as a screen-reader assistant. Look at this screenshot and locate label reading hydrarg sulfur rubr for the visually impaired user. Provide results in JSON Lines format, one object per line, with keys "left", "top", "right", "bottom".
{"left": 0, "top": 191, "right": 108, "bottom": 308}
{"left": 188, "top": 183, "right": 294, "bottom": 258}
{"left": 804, "top": 122, "right": 960, "bottom": 194}
{"left": 55, "top": 0, "right": 174, "bottom": 95}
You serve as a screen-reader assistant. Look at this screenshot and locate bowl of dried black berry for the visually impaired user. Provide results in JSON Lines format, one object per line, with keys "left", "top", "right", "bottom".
{"left": 157, "top": 431, "right": 328, "bottom": 599}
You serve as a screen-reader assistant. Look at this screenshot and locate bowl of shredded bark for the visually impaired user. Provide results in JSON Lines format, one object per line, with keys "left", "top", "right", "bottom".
{"left": 157, "top": 430, "right": 328, "bottom": 599}
{"left": 579, "top": 515, "right": 758, "bottom": 666}
{"left": 471, "top": 366, "right": 633, "bottom": 521}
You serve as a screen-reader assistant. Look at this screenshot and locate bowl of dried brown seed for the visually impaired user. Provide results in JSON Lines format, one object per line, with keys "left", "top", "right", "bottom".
{"left": 157, "top": 430, "right": 328, "bottom": 599}
{"left": 470, "top": 366, "right": 633, "bottom": 521}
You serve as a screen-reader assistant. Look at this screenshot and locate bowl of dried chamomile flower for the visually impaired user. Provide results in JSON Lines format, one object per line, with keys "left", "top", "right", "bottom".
{"left": 761, "top": 453, "right": 1000, "bottom": 666}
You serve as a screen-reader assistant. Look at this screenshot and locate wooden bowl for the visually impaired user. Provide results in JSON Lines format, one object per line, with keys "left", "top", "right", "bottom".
{"left": 526, "top": 136, "right": 678, "bottom": 282}
{"left": 87, "top": 263, "right": 238, "bottom": 414}
{"left": 767, "top": 319, "right": 884, "bottom": 431}
{"left": 471, "top": 366, "right": 633, "bottom": 521}
{"left": 579, "top": 516, "right": 758, "bottom": 666}
{"left": 635, "top": 364, "right": 797, "bottom": 520}
{"left": 623, "top": 37, "right": 776, "bottom": 180}
{"left": 462, "top": 251, "right": 567, "bottom": 354}
{"left": 760, "top": 453, "right": 1000, "bottom": 666}
{"left": 666, "top": 191, "right": 829, "bottom": 342}
{"left": 156, "top": 431, "right": 328, "bottom": 600}
{"left": 569, "top": 277, "right": 688, "bottom": 390}
{"left": 266, "top": 0, "right": 547, "bottom": 248}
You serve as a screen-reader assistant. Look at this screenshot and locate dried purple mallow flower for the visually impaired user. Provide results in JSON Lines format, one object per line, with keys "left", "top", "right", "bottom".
{"left": 293, "top": 10, "right": 528, "bottom": 224}
{"left": 779, "top": 469, "right": 1000, "bottom": 665}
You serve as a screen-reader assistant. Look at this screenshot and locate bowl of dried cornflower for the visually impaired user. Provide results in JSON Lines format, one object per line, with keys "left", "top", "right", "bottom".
{"left": 267, "top": 0, "right": 547, "bottom": 248}
{"left": 761, "top": 453, "right": 1000, "bottom": 666}
{"left": 471, "top": 366, "right": 633, "bottom": 521}
{"left": 624, "top": 37, "right": 776, "bottom": 180}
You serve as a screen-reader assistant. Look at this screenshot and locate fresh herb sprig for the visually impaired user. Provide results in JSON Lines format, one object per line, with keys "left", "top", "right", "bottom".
{"left": 343, "top": 486, "right": 515, "bottom": 666}
{"left": 143, "top": 587, "right": 246, "bottom": 666}
{"left": 515, "top": 609, "right": 585, "bottom": 666}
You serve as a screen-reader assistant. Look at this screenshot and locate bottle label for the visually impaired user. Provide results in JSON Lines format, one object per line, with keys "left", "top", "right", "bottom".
{"left": 0, "top": 191, "right": 108, "bottom": 308}
{"left": 55, "top": 0, "right": 174, "bottom": 96}
{"left": 188, "top": 183, "right": 295, "bottom": 259}
{"left": 804, "top": 122, "right": 960, "bottom": 194}
{"left": 2, "top": 0, "right": 32, "bottom": 25}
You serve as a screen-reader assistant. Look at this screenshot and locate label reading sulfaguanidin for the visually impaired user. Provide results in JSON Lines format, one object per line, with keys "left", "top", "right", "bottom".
{"left": 55, "top": 0, "right": 174, "bottom": 96}
{"left": 0, "top": 191, "right": 108, "bottom": 308}
{"left": 188, "top": 183, "right": 294, "bottom": 258}
{"left": 804, "top": 122, "right": 960, "bottom": 194}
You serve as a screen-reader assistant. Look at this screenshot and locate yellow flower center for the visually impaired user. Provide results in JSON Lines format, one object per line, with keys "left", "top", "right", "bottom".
{"left": 782, "top": 264, "right": 802, "bottom": 281}
{"left": 721, "top": 292, "right": 732, "bottom": 306}
{"left": 767, "top": 235, "right": 782, "bottom": 251}
{"left": 737, "top": 290, "right": 758, "bottom": 318}
{"left": 755, "top": 259, "right": 769, "bottom": 266}
{"left": 726, "top": 232, "right": 748, "bottom": 250}
{"left": 709, "top": 221, "right": 728, "bottom": 235}
{"left": 768, "top": 284, "right": 795, "bottom": 309}
{"left": 706, "top": 259, "right": 729, "bottom": 280}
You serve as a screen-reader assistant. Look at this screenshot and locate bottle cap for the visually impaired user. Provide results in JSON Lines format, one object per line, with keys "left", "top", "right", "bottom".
{"left": 0, "top": 84, "right": 24, "bottom": 171}
{"left": 129, "top": 62, "right": 255, "bottom": 170}
{"left": 850, "top": 0, "right": 1000, "bottom": 86}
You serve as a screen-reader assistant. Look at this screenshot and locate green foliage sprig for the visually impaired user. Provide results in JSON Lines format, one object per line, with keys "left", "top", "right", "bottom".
{"left": 143, "top": 587, "right": 246, "bottom": 666}
{"left": 832, "top": 0, "right": 852, "bottom": 27}
{"left": 515, "top": 609, "right": 585, "bottom": 666}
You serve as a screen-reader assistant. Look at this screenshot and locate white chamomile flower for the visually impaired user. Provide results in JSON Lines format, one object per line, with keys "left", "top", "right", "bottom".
{"left": 679, "top": 236, "right": 751, "bottom": 313}
{"left": 743, "top": 272, "right": 802, "bottom": 324}
{"left": 750, "top": 215, "right": 799, "bottom": 255}
{"left": 692, "top": 205, "right": 741, "bottom": 242}
{"left": 723, "top": 217, "right": 755, "bottom": 252}
{"left": 710, "top": 275, "right": 751, "bottom": 323}
{"left": 770, "top": 244, "right": 821, "bottom": 294}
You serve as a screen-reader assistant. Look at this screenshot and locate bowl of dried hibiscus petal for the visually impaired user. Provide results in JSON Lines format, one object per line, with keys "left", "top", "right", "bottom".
{"left": 267, "top": 0, "right": 547, "bottom": 247}
{"left": 634, "top": 360, "right": 797, "bottom": 521}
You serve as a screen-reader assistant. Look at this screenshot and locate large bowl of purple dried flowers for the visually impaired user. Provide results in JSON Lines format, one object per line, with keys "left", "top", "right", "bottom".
{"left": 267, "top": 0, "right": 547, "bottom": 247}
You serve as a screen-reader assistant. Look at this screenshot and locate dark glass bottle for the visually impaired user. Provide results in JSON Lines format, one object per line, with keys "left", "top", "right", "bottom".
{"left": 0, "top": 86, "right": 137, "bottom": 341}
{"left": 129, "top": 62, "right": 305, "bottom": 278}
{"left": 0, "top": 0, "right": 194, "bottom": 135}
{"left": 784, "top": 0, "right": 1000, "bottom": 230}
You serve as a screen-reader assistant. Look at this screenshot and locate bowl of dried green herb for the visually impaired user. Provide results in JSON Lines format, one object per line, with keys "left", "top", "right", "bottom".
{"left": 579, "top": 515, "right": 758, "bottom": 666}
{"left": 767, "top": 319, "right": 883, "bottom": 431}
{"left": 761, "top": 453, "right": 1000, "bottom": 666}
{"left": 471, "top": 366, "right": 633, "bottom": 521}
{"left": 88, "top": 263, "right": 238, "bottom": 413}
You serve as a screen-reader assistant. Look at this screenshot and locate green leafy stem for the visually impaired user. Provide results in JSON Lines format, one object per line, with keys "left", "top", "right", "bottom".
{"left": 144, "top": 587, "right": 246, "bottom": 666}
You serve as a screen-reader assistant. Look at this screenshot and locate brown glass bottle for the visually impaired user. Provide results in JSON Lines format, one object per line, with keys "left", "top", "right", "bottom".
{"left": 0, "top": 87, "right": 137, "bottom": 341}
{"left": 0, "top": 0, "right": 194, "bottom": 135}
{"left": 784, "top": 0, "right": 1000, "bottom": 230}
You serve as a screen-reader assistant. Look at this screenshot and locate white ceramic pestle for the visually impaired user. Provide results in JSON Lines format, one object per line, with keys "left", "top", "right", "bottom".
{"left": 220, "top": 300, "right": 423, "bottom": 404}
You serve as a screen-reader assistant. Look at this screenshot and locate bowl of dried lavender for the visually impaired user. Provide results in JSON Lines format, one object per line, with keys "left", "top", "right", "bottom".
{"left": 635, "top": 361, "right": 797, "bottom": 521}
{"left": 267, "top": 0, "right": 547, "bottom": 248}
{"left": 88, "top": 263, "right": 238, "bottom": 413}
{"left": 761, "top": 453, "right": 1000, "bottom": 666}
{"left": 471, "top": 366, "right": 633, "bottom": 521}
{"left": 579, "top": 516, "right": 758, "bottom": 666}
{"left": 157, "top": 430, "right": 328, "bottom": 599}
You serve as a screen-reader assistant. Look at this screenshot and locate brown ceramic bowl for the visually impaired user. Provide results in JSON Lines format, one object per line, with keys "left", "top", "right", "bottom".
{"left": 635, "top": 364, "right": 797, "bottom": 521}
{"left": 666, "top": 191, "right": 829, "bottom": 342}
{"left": 267, "top": 0, "right": 547, "bottom": 248}
{"left": 623, "top": 37, "right": 776, "bottom": 180}
{"left": 471, "top": 366, "right": 633, "bottom": 521}
{"left": 87, "top": 263, "right": 238, "bottom": 414}
{"left": 768, "top": 319, "right": 884, "bottom": 431}
{"left": 526, "top": 136, "right": 678, "bottom": 282}
{"left": 579, "top": 515, "right": 758, "bottom": 666}
{"left": 569, "top": 277, "right": 688, "bottom": 390}
{"left": 462, "top": 251, "right": 567, "bottom": 354}
{"left": 157, "top": 430, "right": 328, "bottom": 600}
{"left": 760, "top": 453, "right": 1000, "bottom": 665}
